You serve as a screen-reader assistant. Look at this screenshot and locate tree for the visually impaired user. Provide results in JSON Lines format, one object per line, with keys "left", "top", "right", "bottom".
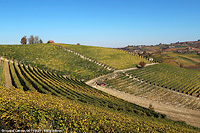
{"left": 139, "top": 61, "right": 146, "bottom": 68}
{"left": 34, "top": 36, "right": 39, "bottom": 44}
{"left": 39, "top": 39, "right": 43, "bottom": 43}
{"left": 20, "top": 36, "right": 27, "bottom": 45}
{"left": 143, "top": 50, "right": 147, "bottom": 55}
{"left": 28, "top": 35, "right": 35, "bottom": 44}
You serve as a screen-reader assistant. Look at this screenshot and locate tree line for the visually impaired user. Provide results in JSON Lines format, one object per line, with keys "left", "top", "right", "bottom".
{"left": 20, "top": 35, "right": 43, "bottom": 45}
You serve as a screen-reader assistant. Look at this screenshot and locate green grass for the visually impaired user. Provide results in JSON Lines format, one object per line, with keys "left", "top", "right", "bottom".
{"left": 0, "top": 44, "right": 112, "bottom": 81}
{"left": 57, "top": 44, "right": 150, "bottom": 69}
{"left": 0, "top": 86, "right": 199, "bottom": 132}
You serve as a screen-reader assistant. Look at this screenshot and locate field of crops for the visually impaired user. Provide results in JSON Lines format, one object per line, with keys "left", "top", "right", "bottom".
{"left": 0, "top": 43, "right": 200, "bottom": 131}
{"left": 102, "top": 72, "right": 200, "bottom": 111}
{"left": 7, "top": 61, "right": 166, "bottom": 118}
{"left": 57, "top": 44, "right": 151, "bottom": 69}
{"left": 2, "top": 60, "right": 199, "bottom": 131}
{"left": 0, "top": 44, "right": 112, "bottom": 81}
{"left": 126, "top": 63, "right": 200, "bottom": 97}
{"left": 1, "top": 86, "right": 199, "bottom": 132}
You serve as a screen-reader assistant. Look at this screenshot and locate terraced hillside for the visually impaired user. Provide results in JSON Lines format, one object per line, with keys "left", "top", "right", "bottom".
{"left": 101, "top": 72, "right": 200, "bottom": 111}
{"left": 0, "top": 44, "right": 112, "bottom": 81}
{"left": 56, "top": 44, "right": 151, "bottom": 69}
{"left": 1, "top": 44, "right": 200, "bottom": 130}
{"left": 95, "top": 63, "right": 200, "bottom": 112}
{"left": 0, "top": 59, "right": 200, "bottom": 131}
{"left": 7, "top": 61, "right": 165, "bottom": 118}
{"left": 126, "top": 63, "right": 200, "bottom": 97}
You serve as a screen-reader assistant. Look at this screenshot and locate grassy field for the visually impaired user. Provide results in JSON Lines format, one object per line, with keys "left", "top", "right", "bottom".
{"left": 0, "top": 44, "right": 112, "bottom": 81}
{"left": 1, "top": 86, "right": 199, "bottom": 132}
{"left": 57, "top": 44, "right": 150, "bottom": 69}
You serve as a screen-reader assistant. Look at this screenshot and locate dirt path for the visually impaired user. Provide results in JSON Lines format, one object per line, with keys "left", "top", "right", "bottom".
{"left": 5, "top": 60, "right": 12, "bottom": 88}
{"left": 113, "top": 63, "right": 158, "bottom": 73}
{"left": 86, "top": 82, "right": 200, "bottom": 128}
{"left": 86, "top": 63, "right": 200, "bottom": 128}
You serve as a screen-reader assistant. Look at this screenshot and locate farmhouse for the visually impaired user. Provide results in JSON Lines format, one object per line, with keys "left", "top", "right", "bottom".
{"left": 47, "top": 40, "right": 55, "bottom": 43}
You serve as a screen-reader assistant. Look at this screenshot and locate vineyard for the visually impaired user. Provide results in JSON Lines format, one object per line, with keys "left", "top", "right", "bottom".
{"left": 0, "top": 58, "right": 199, "bottom": 131}
{"left": 102, "top": 71, "right": 200, "bottom": 111}
{"left": 1, "top": 86, "right": 199, "bottom": 132}
{"left": 152, "top": 52, "right": 200, "bottom": 70}
{"left": 0, "top": 43, "right": 200, "bottom": 130}
{"left": 6, "top": 60, "right": 166, "bottom": 118}
{"left": 126, "top": 63, "right": 200, "bottom": 97}
{"left": 0, "top": 44, "right": 112, "bottom": 81}
{"left": 57, "top": 44, "right": 151, "bottom": 69}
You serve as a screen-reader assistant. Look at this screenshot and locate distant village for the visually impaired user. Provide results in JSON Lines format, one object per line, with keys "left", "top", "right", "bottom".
{"left": 117, "top": 40, "right": 200, "bottom": 56}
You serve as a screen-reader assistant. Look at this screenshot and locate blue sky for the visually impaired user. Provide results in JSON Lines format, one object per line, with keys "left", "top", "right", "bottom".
{"left": 0, "top": 0, "right": 200, "bottom": 47}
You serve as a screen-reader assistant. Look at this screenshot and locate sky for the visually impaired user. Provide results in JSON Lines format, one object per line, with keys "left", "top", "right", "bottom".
{"left": 0, "top": 0, "right": 200, "bottom": 48}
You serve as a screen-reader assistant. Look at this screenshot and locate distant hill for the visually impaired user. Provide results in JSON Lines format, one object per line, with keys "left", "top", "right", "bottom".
{"left": 117, "top": 40, "right": 200, "bottom": 70}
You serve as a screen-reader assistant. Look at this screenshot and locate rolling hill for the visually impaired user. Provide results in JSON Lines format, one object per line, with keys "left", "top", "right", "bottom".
{"left": 56, "top": 43, "right": 151, "bottom": 69}
{"left": 0, "top": 44, "right": 113, "bottom": 81}
{"left": 100, "top": 63, "right": 200, "bottom": 111}
{"left": 0, "top": 43, "right": 200, "bottom": 131}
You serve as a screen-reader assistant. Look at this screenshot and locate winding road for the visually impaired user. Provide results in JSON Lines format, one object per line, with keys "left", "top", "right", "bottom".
{"left": 86, "top": 63, "right": 200, "bottom": 128}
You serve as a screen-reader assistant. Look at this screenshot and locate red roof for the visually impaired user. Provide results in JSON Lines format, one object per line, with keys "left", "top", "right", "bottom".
{"left": 47, "top": 40, "right": 55, "bottom": 43}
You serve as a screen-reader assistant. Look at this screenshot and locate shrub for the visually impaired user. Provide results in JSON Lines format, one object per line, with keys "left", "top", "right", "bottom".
{"left": 139, "top": 61, "right": 146, "bottom": 68}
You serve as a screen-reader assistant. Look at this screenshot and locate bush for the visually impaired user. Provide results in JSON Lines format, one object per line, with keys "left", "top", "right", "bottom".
{"left": 139, "top": 61, "right": 146, "bottom": 68}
